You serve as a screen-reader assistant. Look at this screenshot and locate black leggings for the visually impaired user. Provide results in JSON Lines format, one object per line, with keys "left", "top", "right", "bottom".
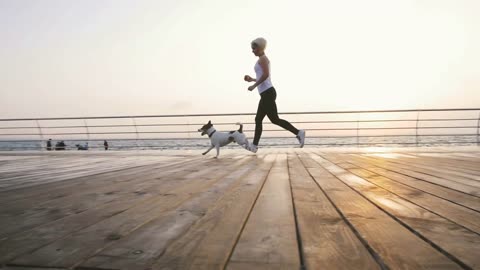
{"left": 253, "top": 87, "right": 299, "bottom": 145}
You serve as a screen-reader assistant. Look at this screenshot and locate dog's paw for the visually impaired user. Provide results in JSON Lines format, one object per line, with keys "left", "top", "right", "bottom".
{"left": 202, "top": 152, "right": 207, "bottom": 155}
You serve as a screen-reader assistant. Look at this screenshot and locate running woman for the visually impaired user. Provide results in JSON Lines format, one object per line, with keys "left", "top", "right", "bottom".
{"left": 244, "top": 37, "right": 305, "bottom": 153}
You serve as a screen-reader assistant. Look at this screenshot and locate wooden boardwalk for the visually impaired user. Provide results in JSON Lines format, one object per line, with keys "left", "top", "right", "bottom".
{"left": 0, "top": 148, "right": 479, "bottom": 270}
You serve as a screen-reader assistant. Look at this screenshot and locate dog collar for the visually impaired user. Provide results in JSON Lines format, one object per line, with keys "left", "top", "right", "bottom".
{"left": 208, "top": 130, "right": 216, "bottom": 138}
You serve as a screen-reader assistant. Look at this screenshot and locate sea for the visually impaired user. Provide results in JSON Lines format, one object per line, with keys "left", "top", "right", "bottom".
{"left": 0, "top": 135, "right": 477, "bottom": 151}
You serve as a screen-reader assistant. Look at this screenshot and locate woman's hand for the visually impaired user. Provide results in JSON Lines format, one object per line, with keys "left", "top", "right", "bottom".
{"left": 244, "top": 75, "right": 254, "bottom": 82}
{"left": 248, "top": 85, "right": 256, "bottom": 91}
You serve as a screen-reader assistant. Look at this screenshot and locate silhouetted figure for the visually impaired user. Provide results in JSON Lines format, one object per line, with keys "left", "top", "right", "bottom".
{"left": 244, "top": 37, "right": 305, "bottom": 153}
{"left": 104, "top": 140, "right": 109, "bottom": 150}
{"left": 46, "top": 139, "right": 52, "bottom": 151}
{"left": 55, "top": 141, "right": 66, "bottom": 150}
{"left": 75, "top": 142, "right": 88, "bottom": 150}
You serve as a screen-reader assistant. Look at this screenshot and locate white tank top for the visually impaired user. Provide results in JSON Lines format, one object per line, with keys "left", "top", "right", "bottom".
{"left": 254, "top": 57, "right": 273, "bottom": 94}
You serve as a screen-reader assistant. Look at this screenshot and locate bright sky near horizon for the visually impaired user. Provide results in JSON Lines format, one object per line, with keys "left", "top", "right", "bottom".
{"left": 0, "top": 0, "right": 479, "bottom": 118}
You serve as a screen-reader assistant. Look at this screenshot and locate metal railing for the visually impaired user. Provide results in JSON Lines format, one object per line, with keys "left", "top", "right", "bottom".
{"left": 0, "top": 108, "right": 479, "bottom": 150}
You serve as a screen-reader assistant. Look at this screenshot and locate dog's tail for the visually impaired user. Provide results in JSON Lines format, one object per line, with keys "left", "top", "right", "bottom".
{"left": 236, "top": 122, "right": 243, "bottom": 133}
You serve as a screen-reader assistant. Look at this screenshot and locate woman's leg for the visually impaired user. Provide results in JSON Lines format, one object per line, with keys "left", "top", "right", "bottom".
{"left": 264, "top": 89, "right": 299, "bottom": 135}
{"left": 253, "top": 99, "right": 267, "bottom": 146}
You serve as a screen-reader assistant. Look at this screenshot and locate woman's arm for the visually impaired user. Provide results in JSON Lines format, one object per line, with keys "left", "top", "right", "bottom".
{"left": 244, "top": 75, "right": 256, "bottom": 82}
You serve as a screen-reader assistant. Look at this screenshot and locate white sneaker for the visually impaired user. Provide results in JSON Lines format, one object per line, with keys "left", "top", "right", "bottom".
{"left": 247, "top": 144, "right": 258, "bottom": 153}
{"left": 296, "top": 130, "right": 306, "bottom": 148}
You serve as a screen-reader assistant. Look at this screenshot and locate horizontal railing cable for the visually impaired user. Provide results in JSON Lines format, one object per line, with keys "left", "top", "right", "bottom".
{"left": 1, "top": 108, "right": 479, "bottom": 150}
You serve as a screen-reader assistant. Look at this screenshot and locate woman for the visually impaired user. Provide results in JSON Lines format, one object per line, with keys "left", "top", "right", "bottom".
{"left": 244, "top": 37, "right": 305, "bottom": 153}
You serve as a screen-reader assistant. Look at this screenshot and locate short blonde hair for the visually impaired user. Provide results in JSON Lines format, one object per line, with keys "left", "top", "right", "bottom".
{"left": 251, "top": 37, "right": 267, "bottom": 50}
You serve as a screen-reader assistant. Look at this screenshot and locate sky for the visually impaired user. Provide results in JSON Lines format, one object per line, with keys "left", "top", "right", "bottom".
{"left": 0, "top": 0, "right": 479, "bottom": 118}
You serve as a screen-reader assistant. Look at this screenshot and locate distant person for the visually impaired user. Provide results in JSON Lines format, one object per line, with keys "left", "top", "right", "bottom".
{"left": 55, "top": 141, "right": 66, "bottom": 150}
{"left": 244, "top": 37, "right": 305, "bottom": 153}
{"left": 76, "top": 142, "right": 88, "bottom": 150}
{"left": 104, "top": 140, "right": 108, "bottom": 150}
{"left": 46, "top": 139, "right": 52, "bottom": 151}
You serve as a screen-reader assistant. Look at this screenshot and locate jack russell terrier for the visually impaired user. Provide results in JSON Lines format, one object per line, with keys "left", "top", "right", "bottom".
{"left": 198, "top": 121, "right": 250, "bottom": 158}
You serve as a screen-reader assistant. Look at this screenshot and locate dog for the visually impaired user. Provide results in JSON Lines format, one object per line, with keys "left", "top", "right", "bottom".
{"left": 198, "top": 121, "right": 250, "bottom": 158}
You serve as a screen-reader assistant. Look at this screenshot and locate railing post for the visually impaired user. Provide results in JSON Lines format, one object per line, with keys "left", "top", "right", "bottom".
{"left": 36, "top": 120, "right": 43, "bottom": 150}
{"left": 415, "top": 111, "right": 420, "bottom": 146}
{"left": 84, "top": 119, "right": 90, "bottom": 140}
{"left": 477, "top": 111, "right": 480, "bottom": 145}
{"left": 356, "top": 115, "right": 359, "bottom": 147}
{"left": 186, "top": 115, "right": 191, "bottom": 140}
{"left": 132, "top": 117, "right": 139, "bottom": 149}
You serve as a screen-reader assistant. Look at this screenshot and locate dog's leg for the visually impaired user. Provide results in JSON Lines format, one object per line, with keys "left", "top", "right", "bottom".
{"left": 202, "top": 145, "right": 214, "bottom": 155}
{"left": 215, "top": 145, "right": 220, "bottom": 158}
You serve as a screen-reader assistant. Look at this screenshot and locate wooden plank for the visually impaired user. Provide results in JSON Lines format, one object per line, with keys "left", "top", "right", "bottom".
{"left": 0, "top": 156, "right": 81, "bottom": 174}
{"left": 74, "top": 155, "right": 262, "bottom": 270}
{"left": 226, "top": 154, "right": 300, "bottom": 269}
{"left": 415, "top": 153, "right": 480, "bottom": 169}
{"left": 0, "top": 156, "right": 151, "bottom": 193}
{"left": 227, "top": 261, "right": 298, "bottom": 270}
{"left": 399, "top": 153, "right": 480, "bottom": 174}
{"left": 287, "top": 152, "right": 380, "bottom": 270}
{"left": 0, "top": 155, "right": 202, "bottom": 209}
{"left": 331, "top": 153, "right": 480, "bottom": 212}
{"left": 359, "top": 154, "right": 480, "bottom": 189}
{"left": 0, "top": 192, "right": 143, "bottom": 265}
{"left": 0, "top": 155, "right": 165, "bottom": 178}
{"left": 0, "top": 156, "right": 116, "bottom": 182}
{"left": 0, "top": 156, "right": 166, "bottom": 191}
{"left": 327, "top": 154, "right": 480, "bottom": 233}
{"left": 0, "top": 155, "right": 40, "bottom": 162}
{"left": 0, "top": 156, "right": 250, "bottom": 265}
{"left": 0, "top": 156, "right": 212, "bottom": 239}
{"left": 316, "top": 154, "right": 480, "bottom": 269}
{"left": 348, "top": 154, "right": 480, "bottom": 196}
{"left": 363, "top": 154, "right": 480, "bottom": 181}
{"left": 151, "top": 154, "right": 276, "bottom": 270}
{"left": 0, "top": 266, "right": 64, "bottom": 270}
{"left": 297, "top": 152, "right": 461, "bottom": 269}
{"left": 0, "top": 155, "right": 197, "bottom": 202}
{"left": 0, "top": 149, "right": 477, "bottom": 269}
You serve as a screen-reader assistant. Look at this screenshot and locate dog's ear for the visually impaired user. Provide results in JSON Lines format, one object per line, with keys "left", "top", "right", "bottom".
{"left": 208, "top": 120, "right": 211, "bottom": 124}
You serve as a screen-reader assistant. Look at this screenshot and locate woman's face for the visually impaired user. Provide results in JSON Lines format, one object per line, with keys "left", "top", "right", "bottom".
{"left": 251, "top": 43, "right": 263, "bottom": 56}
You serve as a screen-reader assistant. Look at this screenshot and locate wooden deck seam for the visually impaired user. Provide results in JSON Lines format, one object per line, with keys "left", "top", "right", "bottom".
{"left": 358, "top": 155, "right": 480, "bottom": 190}
{"left": 361, "top": 155, "right": 480, "bottom": 184}
{"left": 322, "top": 156, "right": 480, "bottom": 237}
{"left": 3, "top": 263, "right": 70, "bottom": 270}
{"left": 48, "top": 156, "right": 256, "bottom": 269}
{"left": 144, "top": 155, "right": 265, "bottom": 268}
{"left": 296, "top": 152, "right": 388, "bottom": 270}
{"left": 337, "top": 156, "right": 480, "bottom": 214}
{"left": 403, "top": 153, "right": 480, "bottom": 170}
{"left": 1, "top": 149, "right": 478, "bottom": 269}
{"left": 145, "top": 157, "right": 262, "bottom": 268}
{"left": 313, "top": 153, "right": 472, "bottom": 270}
{"left": 0, "top": 156, "right": 212, "bottom": 240}
{"left": 334, "top": 153, "right": 480, "bottom": 212}
{"left": 0, "top": 155, "right": 205, "bottom": 205}
{"left": 377, "top": 153, "right": 480, "bottom": 173}
{"left": 223, "top": 154, "right": 277, "bottom": 270}
{"left": 286, "top": 155, "right": 307, "bottom": 270}
{"left": 0, "top": 156, "right": 203, "bottom": 194}
{"left": 0, "top": 156, "right": 252, "bottom": 266}
{"left": 351, "top": 155, "right": 480, "bottom": 199}
{"left": 146, "top": 153, "right": 276, "bottom": 269}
